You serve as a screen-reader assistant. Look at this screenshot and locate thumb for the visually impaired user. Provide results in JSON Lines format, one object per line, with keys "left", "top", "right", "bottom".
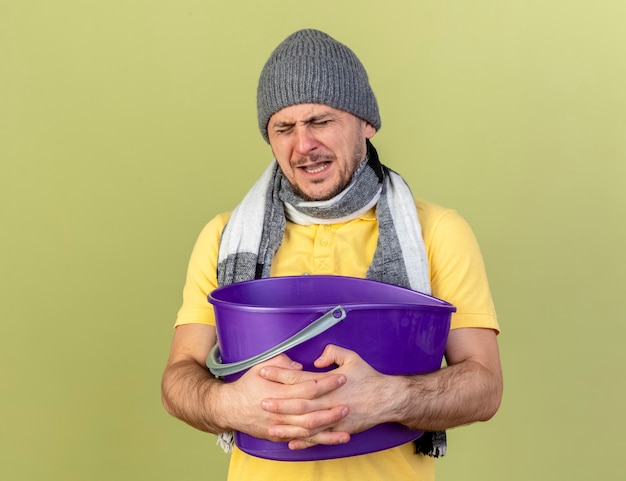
{"left": 314, "top": 344, "right": 354, "bottom": 369}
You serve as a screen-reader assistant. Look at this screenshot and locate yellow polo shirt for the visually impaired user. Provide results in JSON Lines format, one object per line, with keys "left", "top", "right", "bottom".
{"left": 175, "top": 198, "right": 498, "bottom": 481}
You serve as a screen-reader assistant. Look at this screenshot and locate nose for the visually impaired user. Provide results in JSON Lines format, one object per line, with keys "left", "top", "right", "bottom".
{"left": 293, "top": 126, "right": 318, "bottom": 156}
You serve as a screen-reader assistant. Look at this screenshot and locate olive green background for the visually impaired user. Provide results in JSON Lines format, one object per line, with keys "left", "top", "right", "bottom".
{"left": 2, "top": 1, "right": 625, "bottom": 480}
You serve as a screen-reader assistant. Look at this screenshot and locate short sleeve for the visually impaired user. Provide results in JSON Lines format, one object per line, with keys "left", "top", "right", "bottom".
{"left": 417, "top": 200, "right": 499, "bottom": 332}
{"left": 174, "top": 212, "right": 230, "bottom": 327}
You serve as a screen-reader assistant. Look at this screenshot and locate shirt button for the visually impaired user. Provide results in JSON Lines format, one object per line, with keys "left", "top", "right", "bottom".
{"left": 320, "top": 239, "right": 329, "bottom": 246}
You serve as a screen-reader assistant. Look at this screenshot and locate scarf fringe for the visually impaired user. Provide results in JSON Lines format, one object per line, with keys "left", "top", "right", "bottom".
{"left": 217, "top": 432, "right": 235, "bottom": 453}
{"left": 414, "top": 430, "right": 447, "bottom": 458}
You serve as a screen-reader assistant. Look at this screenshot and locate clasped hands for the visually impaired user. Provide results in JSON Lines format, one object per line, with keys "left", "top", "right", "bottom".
{"left": 224, "top": 344, "right": 391, "bottom": 450}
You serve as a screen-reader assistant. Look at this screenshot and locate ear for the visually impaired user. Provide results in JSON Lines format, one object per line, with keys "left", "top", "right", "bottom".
{"left": 363, "top": 122, "right": 377, "bottom": 139}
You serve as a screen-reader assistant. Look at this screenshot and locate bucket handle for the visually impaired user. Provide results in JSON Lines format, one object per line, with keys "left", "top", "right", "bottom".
{"left": 206, "top": 305, "right": 346, "bottom": 377}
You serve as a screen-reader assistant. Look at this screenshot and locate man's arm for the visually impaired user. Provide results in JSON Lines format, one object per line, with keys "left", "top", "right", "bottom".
{"left": 161, "top": 323, "right": 351, "bottom": 442}
{"left": 387, "top": 327, "right": 502, "bottom": 429}
{"left": 260, "top": 327, "right": 502, "bottom": 449}
{"left": 161, "top": 324, "right": 227, "bottom": 433}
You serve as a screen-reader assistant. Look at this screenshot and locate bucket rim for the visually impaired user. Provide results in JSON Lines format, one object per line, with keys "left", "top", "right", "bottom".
{"left": 208, "top": 275, "right": 456, "bottom": 313}
{"left": 208, "top": 299, "right": 454, "bottom": 312}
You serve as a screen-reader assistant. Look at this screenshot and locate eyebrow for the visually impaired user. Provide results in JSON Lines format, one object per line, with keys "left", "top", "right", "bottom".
{"left": 271, "top": 112, "right": 338, "bottom": 129}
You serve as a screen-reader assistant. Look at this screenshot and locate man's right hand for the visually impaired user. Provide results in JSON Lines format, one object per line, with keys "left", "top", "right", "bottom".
{"left": 216, "top": 353, "right": 351, "bottom": 443}
{"left": 162, "top": 323, "right": 350, "bottom": 444}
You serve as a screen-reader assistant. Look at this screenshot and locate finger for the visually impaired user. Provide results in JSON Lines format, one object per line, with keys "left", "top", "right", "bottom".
{"left": 266, "top": 405, "right": 350, "bottom": 440}
{"left": 288, "top": 431, "right": 351, "bottom": 450}
{"left": 258, "top": 353, "right": 303, "bottom": 371}
{"left": 260, "top": 366, "right": 346, "bottom": 391}
{"left": 261, "top": 374, "right": 347, "bottom": 406}
{"left": 262, "top": 382, "right": 350, "bottom": 414}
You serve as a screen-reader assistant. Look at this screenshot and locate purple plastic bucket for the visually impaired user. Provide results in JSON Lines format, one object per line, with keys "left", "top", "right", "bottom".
{"left": 207, "top": 275, "right": 455, "bottom": 461}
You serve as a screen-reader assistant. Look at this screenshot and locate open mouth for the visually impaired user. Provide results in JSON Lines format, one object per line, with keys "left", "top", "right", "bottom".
{"left": 301, "top": 162, "right": 330, "bottom": 174}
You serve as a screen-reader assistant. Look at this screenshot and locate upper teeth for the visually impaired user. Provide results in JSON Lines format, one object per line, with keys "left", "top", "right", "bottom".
{"left": 305, "top": 164, "right": 327, "bottom": 174}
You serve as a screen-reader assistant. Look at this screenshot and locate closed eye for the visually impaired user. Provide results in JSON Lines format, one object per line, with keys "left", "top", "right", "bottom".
{"left": 272, "top": 123, "right": 295, "bottom": 135}
{"left": 312, "top": 119, "right": 331, "bottom": 127}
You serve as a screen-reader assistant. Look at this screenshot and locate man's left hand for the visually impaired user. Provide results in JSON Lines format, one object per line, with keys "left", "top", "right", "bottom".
{"left": 259, "top": 344, "right": 390, "bottom": 450}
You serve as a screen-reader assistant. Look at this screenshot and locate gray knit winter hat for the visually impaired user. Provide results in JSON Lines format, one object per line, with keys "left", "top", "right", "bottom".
{"left": 257, "top": 29, "right": 381, "bottom": 142}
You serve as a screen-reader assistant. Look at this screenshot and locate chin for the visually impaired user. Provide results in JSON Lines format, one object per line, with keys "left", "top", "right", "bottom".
{"left": 299, "top": 188, "right": 339, "bottom": 202}
{"left": 299, "top": 181, "right": 347, "bottom": 202}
